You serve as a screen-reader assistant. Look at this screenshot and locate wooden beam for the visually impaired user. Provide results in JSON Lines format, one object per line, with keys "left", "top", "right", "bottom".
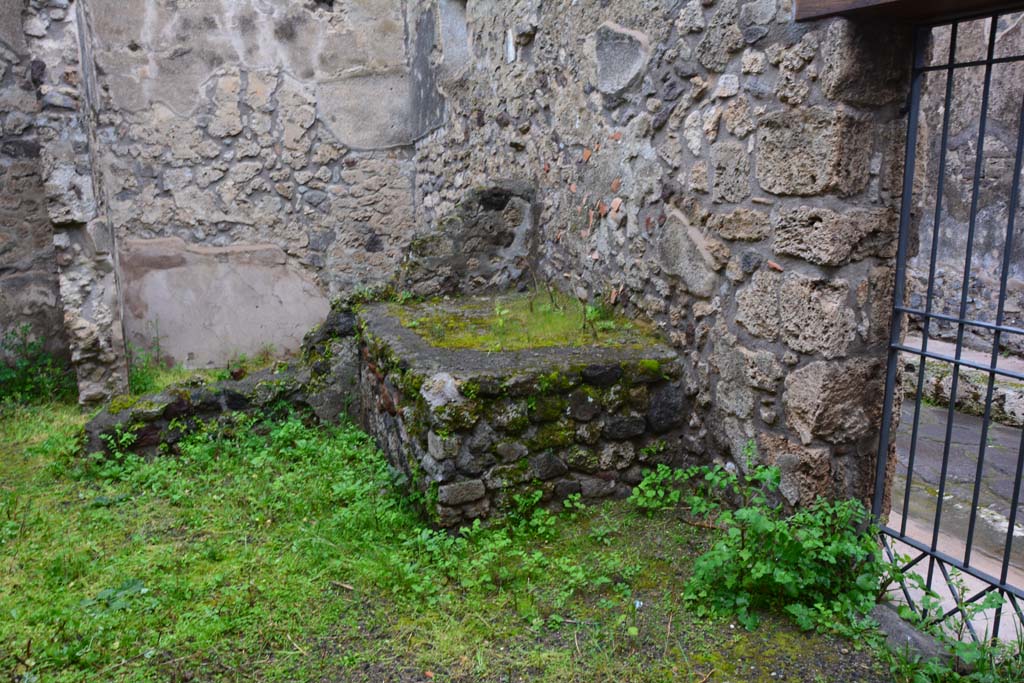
{"left": 795, "top": 0, "right": 893, "bottom": 21}
{"left": 795, "top": 0, "right": 1024, "bottom": 22}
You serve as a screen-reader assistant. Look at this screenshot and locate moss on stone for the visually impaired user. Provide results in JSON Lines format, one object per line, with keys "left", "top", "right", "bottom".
{"left": 390, "top": 290, "right": 665, "bottom": 352}
{"left": 636, "top": 358, "right": 663, "bottom": 378}
{"left": 490, "top": 400, "right": 530, "bottom": 435}
{"left": 626, "top": 385, "right": 651, "bottom": 411}
{"left": 564, "top": 445, "right": 600, "bottom": 472}
{"left": 395, "top": 369, "right": 425, "bottom": 397}
{"left": 530, "top": 395, "right": 568, "bottom": 422}
{"left": 536, "top": 370, "right": 578, "bottom": 394}
{"left": 460, "top": 379, "right": 481, "bottom": 399}
{"left": 527, "top": 419, "right": 575, "bottom": 451}
{"left": 129, "top": 400, "right": 165, "bottom": 420}
{"left": 435, "top": 400, "right": 482, "bottom": 432}
{"left": 108, "top": 394, "right": 140, "bottom": 415}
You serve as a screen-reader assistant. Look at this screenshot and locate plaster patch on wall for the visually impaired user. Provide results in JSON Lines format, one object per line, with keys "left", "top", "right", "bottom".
{"left": 120, "top": 238, "right": 329, "bottom": 368}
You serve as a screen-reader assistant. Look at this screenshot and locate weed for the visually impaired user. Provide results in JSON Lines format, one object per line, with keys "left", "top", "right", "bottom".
{"left": 588, "top": 523, "right": 617, "bottom": 546}
{"left": 627, "top": 445, "right": 1024, "bottom": 681}
{"left": 639, "top": 439, "right": 667, "bottom": 458}
{"left": 126, "top": 320, "right": 170, "bottom": 395}
{"left": 126, "top": 342, "right": 163, "bottom": 395}
{"left": 629, "top": 445, "right": 884, "bottom": 630}
{"left": 0, "top": 324, "right": 76, "bottom": 406}
{"left": 628, "top": 463, "right": 687, "bottom": 515}
{"left": 886, "top": 571, "right": 1024, "bottom": 682}
{"left": 562, "top": 492, "right": 586, "bottom": 515}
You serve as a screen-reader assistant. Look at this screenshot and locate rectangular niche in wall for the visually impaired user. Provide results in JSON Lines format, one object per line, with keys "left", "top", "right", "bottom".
{"left": 439, "top": 0, "right": 470, "bottom": 76}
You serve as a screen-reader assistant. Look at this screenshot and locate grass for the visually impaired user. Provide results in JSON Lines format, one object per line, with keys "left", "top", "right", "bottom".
{"left": 0, "top": 401, "right": 893, "bottom": 682}
{"left": 392, "top": 290, "right": 665, "bottom": 352}
{"left": 128, "top": 338, "right": 278, "bottom": 397}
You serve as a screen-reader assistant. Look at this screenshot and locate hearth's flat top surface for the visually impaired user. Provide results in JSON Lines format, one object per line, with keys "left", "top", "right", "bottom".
{"left": 360, "top": 295, "right": 678, "bottom": 379}
{"left": 388, "top": 291, "right": 666, "bottom": 352}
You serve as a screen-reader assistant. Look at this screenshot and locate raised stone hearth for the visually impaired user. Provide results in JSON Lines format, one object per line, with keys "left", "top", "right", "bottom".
{"left": 358, "top": 300, "right": 688, "bottom": 527}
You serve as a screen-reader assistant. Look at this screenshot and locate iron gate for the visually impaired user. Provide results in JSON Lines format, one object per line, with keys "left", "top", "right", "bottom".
{"left": 874, "top": 8, "right": 1024, "bottom": 642}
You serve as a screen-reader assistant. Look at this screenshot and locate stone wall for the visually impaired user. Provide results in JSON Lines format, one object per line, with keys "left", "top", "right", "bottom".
{"left": 907, "top": 14, "right": 1024, "bottom": 355}
{"left": 2, "top": 0, "right": 925, "bottom": 511}
{"left": 82, "top": 0, "right": 425, "bottom": 368}
{"left": 410, "top": 0, "right": 913, "bottom": 505}
{"left": 5, "top": 0, "right": 451, "bottom": 402}
{"left": 0, "top": 0, "right": 67, "bottom": 362}
{"left": 20, "top": 0, "right": 128, "bottom": 403}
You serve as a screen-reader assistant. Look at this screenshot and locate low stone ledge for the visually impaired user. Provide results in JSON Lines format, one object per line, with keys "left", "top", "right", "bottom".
{"left": 84, "top": 368, "right": 310, "bottom": 456}
{"left": 870, "top": 603, "right": 951, "bottom": 667}
{"left": 84, "top": 307, "right": 361, "bottom": 457}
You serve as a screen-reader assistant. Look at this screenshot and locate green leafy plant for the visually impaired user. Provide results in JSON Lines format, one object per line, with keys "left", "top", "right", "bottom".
{"left": 628, "top": 463, "right": 687, "bottom": 515}
{"left": 562, "top": 492, "right": 586, "bottom": 516}
{"left": 125, "top": 320, "right": 170, "bottom": 395}
{"left": 126, "top": 342, "right": 162, "bottom": 395}
{"left": 628, "top": 441, "right": 888, "bottom": 631}
{"left": 639, "top": 439, "right": 667, "bottom": 459}
{"left": 509, "top": 489, "right": 557, "bottom": 540}
{"left": 80, "top": 578, "right": 154, "bottom": 616}
{"left": 0, "top": 324, "right": 76, "bottom": 406}
{"left": 686, "top": 493, "right": 882, "bottom": 630}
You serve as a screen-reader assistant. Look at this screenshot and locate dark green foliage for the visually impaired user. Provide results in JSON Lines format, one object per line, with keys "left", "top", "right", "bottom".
{"left": 686, "top": 491, "right": 880, "bottom": 630}
{"left": 888, "top": 574, "right": 1024, "bottom": 683}
{"left": 629, "top": 449, "right": 882, "bottom": 630}
{"left": 628, "top": 450, "right": 1024, "bottom": 682}
{"left": 0, "top": 324, "right": 76, "bottom": 406}
{"left": 627, "top": 463, "right": 686, "bottom": 514}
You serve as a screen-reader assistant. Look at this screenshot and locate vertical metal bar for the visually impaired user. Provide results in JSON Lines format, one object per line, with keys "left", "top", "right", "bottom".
{"left": 1011, "top": 592, "right": 1024, "bottom": 624}
{"left": 994, "top": 590, "right": 1023, "bottom": 639}
{"left": 992, "top": 591, "right": 1002, "bottom": 645}
{"left": 882, "top": 535, "right": 922, "bottom": 615}
{"left": 965, "top": 86, "right": 1024, "bottom": 569}
{"left": 928, "top": 17, "right": 999, "bottom": 591}
{"left": 994, "top": 426, "right": 1024, "bottom": 639}
{"left": 874, "top": 27, "right": 927, "bottom": 520}
{"left": 901, "top": 23, "right": 960, "bottom": 536}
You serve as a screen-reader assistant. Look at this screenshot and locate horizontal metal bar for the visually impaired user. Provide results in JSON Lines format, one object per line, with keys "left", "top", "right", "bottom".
{"left": 921, "top": 52, "right": 1024, "bottom": 72}
{"left": 897, "top": 306, "right": 1024, "bottom": 337}
{"left": 899, "top": 551, "right": 930, "bottom": 573}
{"left": 890, "top": 343, "right": 1024, "bottom": 382}
{"left": 879, "top": 524, "right": 1024, "bottom": 599}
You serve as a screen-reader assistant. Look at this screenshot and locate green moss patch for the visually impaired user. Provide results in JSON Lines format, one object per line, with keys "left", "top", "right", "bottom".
{"left": 392, "top": 290, "right": 665, "bottom": 352}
